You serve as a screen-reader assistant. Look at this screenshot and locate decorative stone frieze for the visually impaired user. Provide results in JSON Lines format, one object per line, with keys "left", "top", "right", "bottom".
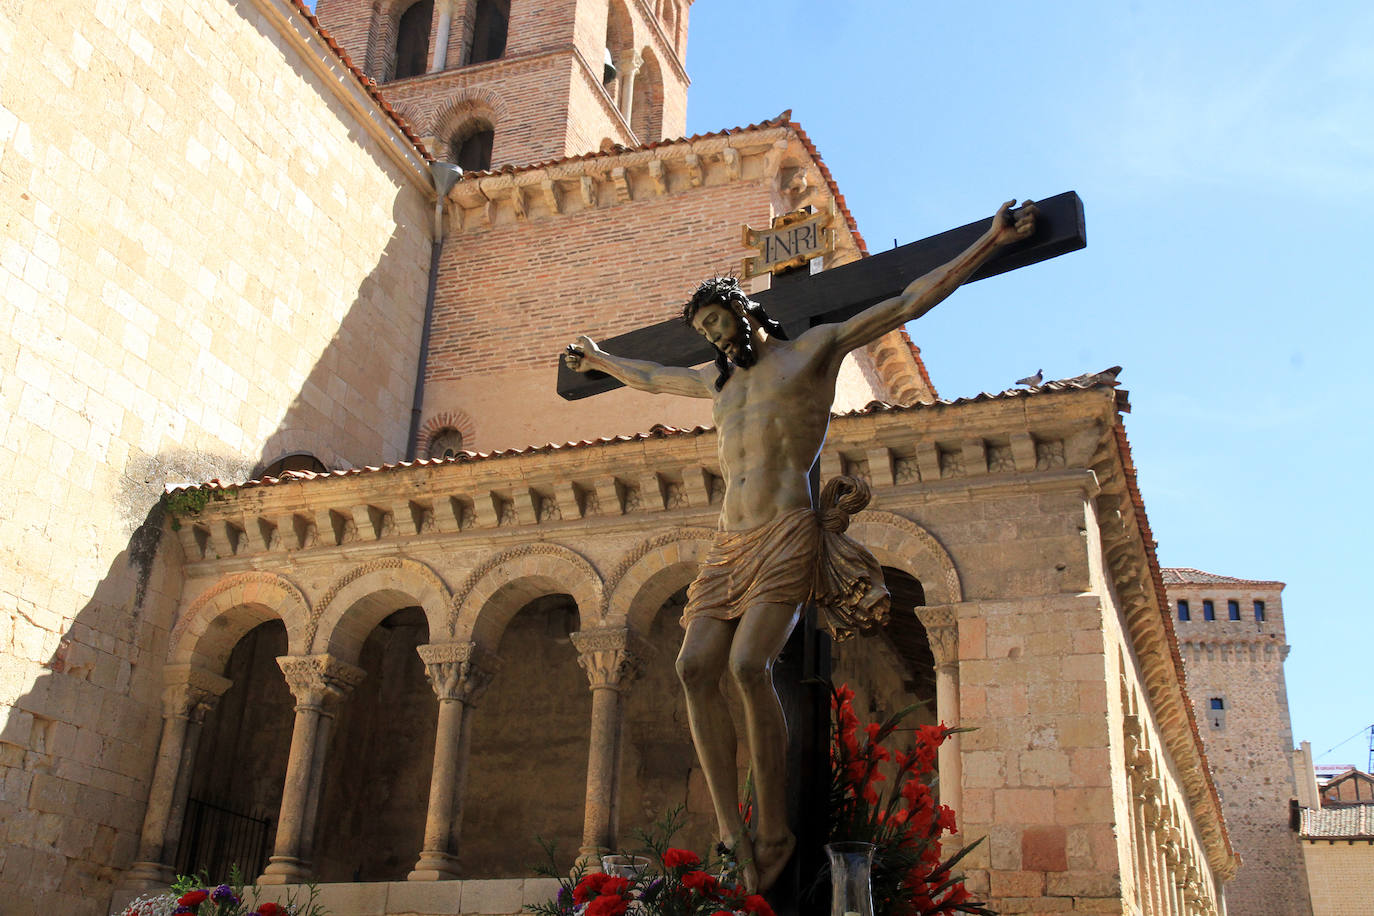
{"left": 448, "top": 542, "right": 604, "bottom": 637}
{"left": 1089, "top": 422, "right": 1239, "bottom": 882}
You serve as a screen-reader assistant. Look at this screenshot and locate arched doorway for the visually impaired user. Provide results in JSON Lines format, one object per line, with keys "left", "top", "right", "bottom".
{"left": 460, "top": 594, "right": 590, "bottom": 874}
{"left": 181, "top": 621, "right": 294, "bottom": 882}
{"left": 312, "top": 606, "right": 435, "bottom": 882}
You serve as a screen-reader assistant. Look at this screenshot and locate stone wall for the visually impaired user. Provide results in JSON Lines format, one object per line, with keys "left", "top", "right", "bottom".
{"left": 420, "top": 129, "right": 895, "bottom": 454}
{"left": 1303, "top": 840, "right": 1374, "bottom": 916}
{"left": 0, "top": 0, "right": 433, "bottom": 909}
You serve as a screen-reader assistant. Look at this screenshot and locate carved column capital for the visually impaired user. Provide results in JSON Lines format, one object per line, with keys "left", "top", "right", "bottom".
{"left": 615, "top": 50, "right": 643, "bottom": 76}
{"left": 1142, "top": 778, "right": 1164, "bottom": 826}
{"left": 276, "top": 654, "right": 366, "bottom": 712}
{"left": 571, "top": 628, "right": 652, "bottom": 691}
{"left": 417, "top": 642, "right": 501, "bottom": 704}
{"left": 914, "top": 604, "right": 959, "bottom": 668}
{"left": 160, "top": 664, "right": 233, "bottom": 723}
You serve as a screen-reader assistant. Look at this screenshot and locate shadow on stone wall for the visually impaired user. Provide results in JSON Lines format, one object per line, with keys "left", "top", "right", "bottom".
{"left": 1, "top": 125, "right": 428, "bottom": 912}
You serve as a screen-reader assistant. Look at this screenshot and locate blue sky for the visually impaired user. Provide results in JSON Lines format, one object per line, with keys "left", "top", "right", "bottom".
{"left": 682, "top": 1, "right": 1372, "bottom": 764}
{"left": 299, "top": 0, "right": 1371, "bottom": 761}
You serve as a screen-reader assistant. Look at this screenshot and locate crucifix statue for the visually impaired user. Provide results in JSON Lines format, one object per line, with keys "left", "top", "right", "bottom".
{"left": 561, "top": 193, "right": 1084, "bottom": 894}
{"left": 563, "top": 199, "right": 1045, "bottom": 892}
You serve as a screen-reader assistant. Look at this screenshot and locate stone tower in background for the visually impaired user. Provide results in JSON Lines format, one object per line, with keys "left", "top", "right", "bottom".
{"left": 314, "top": 0, "right": 690, "bottom": 168}
{"left": 1163, "top": 568, "right": 1313, "bottom": 915}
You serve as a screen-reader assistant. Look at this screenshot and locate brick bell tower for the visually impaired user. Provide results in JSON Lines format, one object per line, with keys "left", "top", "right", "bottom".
{"left": 315, "top": 0, "right": 691, "bottom": 170}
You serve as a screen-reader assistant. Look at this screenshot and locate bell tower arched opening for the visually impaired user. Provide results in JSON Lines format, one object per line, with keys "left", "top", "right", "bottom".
{"left": 393, "top": 0, "right": 434, "bottom": 81}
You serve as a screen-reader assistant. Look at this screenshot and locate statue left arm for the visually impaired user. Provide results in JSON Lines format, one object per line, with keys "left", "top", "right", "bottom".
{"left": 818, "top": 200, "right": 1036, "bottom": 360}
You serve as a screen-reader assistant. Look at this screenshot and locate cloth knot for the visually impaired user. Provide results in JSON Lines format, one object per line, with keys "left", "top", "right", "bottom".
{"left": 817, "top": 475, "right": 872, "bottom": 533}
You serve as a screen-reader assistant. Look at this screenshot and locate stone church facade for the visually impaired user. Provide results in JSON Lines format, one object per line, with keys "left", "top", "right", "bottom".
{"left": 0, "top": 0, "right": 1262, "bottom": 913}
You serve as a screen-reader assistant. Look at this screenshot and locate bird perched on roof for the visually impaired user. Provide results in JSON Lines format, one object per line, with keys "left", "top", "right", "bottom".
{"left": 1015, "top": 369, "right": 1043, "bottom": 387}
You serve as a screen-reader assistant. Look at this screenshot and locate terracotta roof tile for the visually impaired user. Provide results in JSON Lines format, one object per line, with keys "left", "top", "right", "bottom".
{"left": 287, "top": 0, "right": 433, "bottom": 162}
{"left": 167, "top": 369, "right": 1127, "bottom": 495}
{"left": 1302, "top": 804, "right": 1374, "bottom": 839}
{"left": 1161, "top": 568, "right": 1285, "bottom": 587}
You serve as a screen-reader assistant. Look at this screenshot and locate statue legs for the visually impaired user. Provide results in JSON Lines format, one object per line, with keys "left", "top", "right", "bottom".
{"left": 676, "top": 602, "right": 801, "bottom": 892}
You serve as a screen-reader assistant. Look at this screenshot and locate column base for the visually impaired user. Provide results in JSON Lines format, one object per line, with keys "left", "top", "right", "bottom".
{"left": 575, "top": 846, "right": 609, "bottom": 874}
{"left": 257, "top": 855, "right": 314, "bottom": 885}
{"left": 407, "top": 850, "right": 461, "bottom": 880}
{"left": 122, "top": 861, "right": 175, "bottom": 890}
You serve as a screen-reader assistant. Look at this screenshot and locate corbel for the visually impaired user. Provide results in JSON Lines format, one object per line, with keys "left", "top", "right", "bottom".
{"left": 684, "top": 152, "right": 703, "bottom": 187}
{"left": 647, "top": 159, "right": 667, "bottom": 196}
{"left": 961, "top": 438, "right": 988, "bottom": 476}
{"left": 722, "top": 147, "right": 740, "bottom": 181}
{"left": 555, "top": 481, "right": 583, "bottom": 519}
{"left": 762, "top": 138, "right": 789, "bottom": 177}
{"left": 680, "top": 466, "right": 711, "bottom": 507}
{"left": 540, "top": 178, "right": 560, "bottom": 215}
{"left": 865, "top": 448, "right": 894, "bottom": 487}
{"left": 610, "top": 166, "right": 632, "bottom": 203}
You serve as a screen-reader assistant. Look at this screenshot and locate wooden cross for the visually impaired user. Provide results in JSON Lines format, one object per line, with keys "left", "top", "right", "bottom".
{"left": 557, "top": 191, "right": 1085, "bottom": 400}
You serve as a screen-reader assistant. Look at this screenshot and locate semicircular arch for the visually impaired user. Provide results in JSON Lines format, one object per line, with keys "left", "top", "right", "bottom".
{"left": 846, "top": 511, "right": 963, "bottom": 606}
{"left": 450, "top": 543, "right": 603, "bottom": 649}
{"left": 310, "top": 557, "right": 451, "bottom": 662}
{"left": 168, "top": 571, "right": 312, "bottom": 673}
{"left": 605, "top": 527, "right": 716, "bottom": 633}
{"left": 430, "top": 87, "right": 506, "bottom": 143}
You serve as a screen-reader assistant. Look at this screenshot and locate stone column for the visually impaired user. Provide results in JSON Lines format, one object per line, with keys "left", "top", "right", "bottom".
{"left": 1163, "top": 826, "right": 1186, "bottom": 916}
{"left": 570, "top": 628, "right": 650, "bottom": 868}
{"left": 124, "top": 665, "right": 232, "bottom": 888}
{"left": 429, "top": 0, "right": 454, "bottom": 72}
{"left": 1123, "top": 716, "right": 1155, "bottom": 916}
{"left": 408, "top": 642, "right": 500, "bottom": 880}
{"left": 258, "top": 654, "right": 365, "bottom": 885}
{"left": 915, "top": 604, "right": 961, "bottom": 818}
{"left": 1142, "top": 779, "right": 1168, "bottom": 916}
{"left": 616, "top": 51, "right": 642, "bottom": 122}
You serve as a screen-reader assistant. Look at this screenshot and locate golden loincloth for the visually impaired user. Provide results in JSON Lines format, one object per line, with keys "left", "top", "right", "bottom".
{"left": 681, "top": 476, "right": 890, "bottom": 641}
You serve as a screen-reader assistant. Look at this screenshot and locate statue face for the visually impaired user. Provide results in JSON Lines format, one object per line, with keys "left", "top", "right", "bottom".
{"left": 690, "top": 303, "right": 744, "bottom": 360}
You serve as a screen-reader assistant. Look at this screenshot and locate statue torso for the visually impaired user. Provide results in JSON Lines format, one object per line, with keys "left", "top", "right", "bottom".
{"left": 711, "top": 337, "right": 837, "bottom": 531}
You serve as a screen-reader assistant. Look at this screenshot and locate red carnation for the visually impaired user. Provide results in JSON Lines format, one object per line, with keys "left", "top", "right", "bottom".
{"left": 663, "top": 848, "right": 701, "bottom": 869}
{"left": 177, "top": 891, "right": 209, "bottom": 908}
{"left": 585, "top": 895, "right": 628, "bottom": 916}
{"left": 573, "top": 872, "right": 612, "bottom": 904}
{"left": 254, "top": 905, "right": 285, "bottom": 916}
{"left": 680, "top": 870, "right": 719, "bottom": 895}
{"left": 742, "top": 893, "right": 775, "bottom": 916}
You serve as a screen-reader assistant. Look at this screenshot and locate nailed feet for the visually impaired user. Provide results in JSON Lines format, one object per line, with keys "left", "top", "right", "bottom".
{"left": 753, "top": 832, "right": 796, "bottom": 893}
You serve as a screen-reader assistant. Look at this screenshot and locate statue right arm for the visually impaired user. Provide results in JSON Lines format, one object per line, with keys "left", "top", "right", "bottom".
{"left": 564, "top": 335, "right": 715, "bottom": 399}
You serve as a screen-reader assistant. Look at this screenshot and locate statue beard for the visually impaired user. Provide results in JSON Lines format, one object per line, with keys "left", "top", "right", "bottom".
{"left": 725, "top": 311, "right": 758, "bottom": 368}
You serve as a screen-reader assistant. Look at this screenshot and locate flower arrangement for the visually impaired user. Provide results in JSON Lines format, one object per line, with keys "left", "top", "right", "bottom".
{"left": 113, "top": 870, "right": 327, "bottom": 916}
{"left": 828, "top": 684, "right": 992, "bottom": 916}
{"left": 529, "top": 810, "right": 774, "bottom": 916}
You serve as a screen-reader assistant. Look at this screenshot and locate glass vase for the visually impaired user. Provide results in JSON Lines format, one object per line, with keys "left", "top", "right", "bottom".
{"left": 825, "top": 841, "right": 876, "bottom": 916}
{"left": 601, "top": 854, "right": 651, "bottom": 878}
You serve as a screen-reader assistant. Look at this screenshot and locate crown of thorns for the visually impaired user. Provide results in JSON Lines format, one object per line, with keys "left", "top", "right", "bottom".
{"left": 693, "top": 276, "right": 748, "bottom": 304}
{"left": 682, "top": 276, "right": 751, "bottom": 324}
